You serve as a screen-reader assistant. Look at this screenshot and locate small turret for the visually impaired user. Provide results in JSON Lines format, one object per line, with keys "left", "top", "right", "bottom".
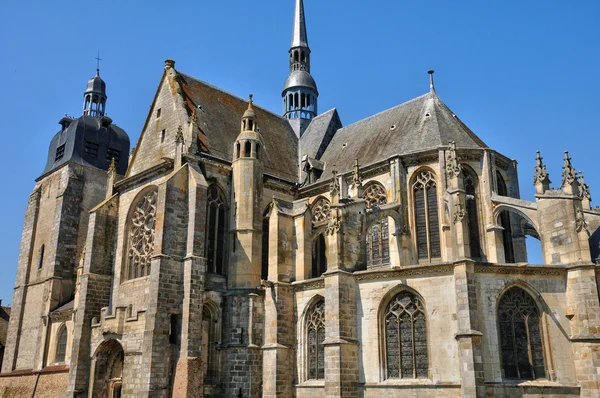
{"left": 82, "top": 67, "right": 107, "bottom": 118}
{"left": 233, "top": 94, "right": 264, "bottom": 161}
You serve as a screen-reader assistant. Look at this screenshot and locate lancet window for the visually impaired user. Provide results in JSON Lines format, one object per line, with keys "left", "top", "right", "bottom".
{"left": 55, "top": 326, "right": 68, "bottom": 363}
{"left": 312, "top": 197, "right": 331, "bottom": 223}
{"left": 463, "top": 169, "right": 481, "bottom": 259}
{"left": 384, "top": 291, "right": 428, "bottom": 379}
{"left": 206, "top": 185, "right": 228, "bottom": 274}
{"left": 311, "top": 234, "right": 327, "bottom": 277}
{"left": 498, "top": 287, "right": 546, "bottom": 380}
{"left": 412, "top": 170, "right": 441, "bottom": 260}
{"left": 125, "top": 188, "right": 158, "bottom": 280}
{"left": 306, "top": 300, "right": 325, "bottom": 380}
{"left": 202, "top": 303, "right": 220, "bottom": 383}
{"left": 364, "top": 182, "right": 390, "bottom": 268}
{"left": 497, "top": 172, "right": 515, "bottom": 263}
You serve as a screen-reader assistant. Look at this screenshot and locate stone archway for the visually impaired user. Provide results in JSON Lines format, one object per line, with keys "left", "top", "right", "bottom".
{"left": 91, "top": 339, "right": 124, "bottom": 398}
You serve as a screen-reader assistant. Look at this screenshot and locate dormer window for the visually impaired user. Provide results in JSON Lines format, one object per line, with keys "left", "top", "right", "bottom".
{"left": 55, "top": 144, "right": 65, "bottom": 162}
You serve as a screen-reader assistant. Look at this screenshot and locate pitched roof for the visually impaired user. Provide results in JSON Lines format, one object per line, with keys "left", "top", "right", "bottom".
{"left": 317, "top": 91, "right": 487, "bottom": 179}
{"left": 300, "top": 108, "right": 342, "bottom": 160}
{"left": 178, "top": 73, "right": 299, "bottom": 182}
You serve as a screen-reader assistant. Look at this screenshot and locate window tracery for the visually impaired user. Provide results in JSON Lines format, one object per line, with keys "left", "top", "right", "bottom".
{"left": 412, "top": 170, "right": 440, "bottom": 260}
{"left": 125, "top": 189, "right": 158, "bottom": 280}
{"left": 498, "top": 287, "right": 546, "bottom": 380}
{"left": 306, "top": 300, "right": 325, "bottom": 380}
{"left": 206, "top": 185, "right": 228, "bottom": 274}
{"left": 363, "top": 182, "right": 387, "bottom": 209}
{"left": 312, "top": 197, "right": 331, "bottom": 223}
{"left": 384, "top": 291, "right": 428, "bottom": 379}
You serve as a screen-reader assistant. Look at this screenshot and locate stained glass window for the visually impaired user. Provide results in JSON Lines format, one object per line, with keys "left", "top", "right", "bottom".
{"left": 206, "top": 185, "right": 228, "bottom": 274}
{"left": 413, "top": 171, "right": 440, "bottom": 260}
{"left": 55, "top": 326, "right": 68, "bottom": 363}
{"left": 385, "top": 291, "right": 428, "bottom": 379}
{"left": 125, "top": 189, "right": 158, "bottom": 280}
{"left": 498, "top": 287, "right": 546, "bottom": 380}
{"left": 363, "top": 183, "right": 390, "bottom": 268}
{"left": 307, "top": 300, "right": 325, "bottom": 380}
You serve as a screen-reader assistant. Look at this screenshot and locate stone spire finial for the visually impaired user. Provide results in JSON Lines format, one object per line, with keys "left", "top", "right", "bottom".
{"left": 428, "top": 70, "right": 436, "bottom": 93}
{"left": 533, "top": 150, "right": 551, "bottom": 194}
{"left": 561, "top": 151, "right": 578, "bottom": 194}
{"left": 351, "top": 158, "right": 363, "bottom": 198}
{"left": 108, "top": 157, "right": 116, "bottom": 175}
{"left": 175, "top": 125, "right": 185, "bottom": 144}
{"left": 165, "top": 59, "right": 175, "bottom": 70}
{"left": 330, "top": 170, "right": 340, "bottom": 203}
{"left": 445, "top": 141, "right": 462, "bottom": 178}
{"left": 189, "top": 108, "right": 197, "bottom": 125}
{"left": 578, "top": 171, "right": 592, "bottom": 209}
{"left": 106, "top": 157, "right": 117, "bottom": 199}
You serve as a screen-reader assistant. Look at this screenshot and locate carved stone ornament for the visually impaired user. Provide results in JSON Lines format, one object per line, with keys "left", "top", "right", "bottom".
{"left": 576, "top": 208, "right": 587, "bottom": 233}
{"left": 312, "top": 197, "right": 331, "bottom": 223}
{"left": 175, "top": 125, "right": 185, "bottom": 144}
{"left": 362, "top": 183, "right": 387, "bottom": 209}
{"left": 453, "top": 203, "right": 466, "bottom": 224}
{"left": 352, "top": 158, "right": 362, "bottom": 187}
{"left": 326, "top": 208, "right": 341, "bottom": 235}
{"left": 445, "top": 141, "right": 462, "bottom": 178}
{"left": 561, "top": 151, "right": 577, "bottom": 188}
{"left": 189, "top": 108, "right": 197, "bottom": 125}
{"left": 578, "top": 171, "right": 592, "bottom": 201}
{"left": 107, "top": 157, "right": 117, "bottom": 175}
{"left": 533, "top": 150, "right": 550, "bottom": 185}
{"left": 329, "top": 170, "right": 340, "bottom": 197}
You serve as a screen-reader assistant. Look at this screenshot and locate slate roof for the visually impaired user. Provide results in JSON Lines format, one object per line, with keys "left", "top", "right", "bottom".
{"left": 317, "top": 91, "right": 487, "bottom": 180}
{"left": 178, "top": 73, "right": 299, "bottom": 182}
{"left": 300, "top": 108, "right": 342, "bottom": 160}
{"left": 41, "top": 115, "right": 130, "bottom": 178}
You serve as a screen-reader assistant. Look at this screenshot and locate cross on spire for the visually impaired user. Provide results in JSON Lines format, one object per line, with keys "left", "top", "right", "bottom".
{"left": 95, "top": 53, "right": 102, "bottom": 75}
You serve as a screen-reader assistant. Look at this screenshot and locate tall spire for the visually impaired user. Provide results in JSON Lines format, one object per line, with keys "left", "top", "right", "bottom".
{"left": 292, "top": 0, "right": 309, "bottom": 48}
{"left": 283, "top": 0, "right": 319, "bottom": 137}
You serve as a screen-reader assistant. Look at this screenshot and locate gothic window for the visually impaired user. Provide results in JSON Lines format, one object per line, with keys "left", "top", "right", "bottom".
{"left": 367, "top": 219, "right": 390, "bottom": 268}
{"left": 55, "top": 326, "right": 68, "bottom": 363}
{"left": 125, "top": 189, "right": 158, "bottom": 280}
{"left": 498, "top": 287, "right": 546, "bottom": 380}
{"left": 202, "top": 303, "right": 220, "bottom": 383}
{"left": 262, "top": 205, "right": 271, "bottom": 280}
{"left": 463, "top": 170, "right": 481, "bottom": 259}
{"left": 363, "top": 182, "right": 387, "bottom": 209}
{"left": 306, "top": 300, "right": 325, "bottom": 380}
{"left": 311, "top": 197, "right": 331, "bottom": 223}
{"left": 311, "top": 234, "right": 327, "bottom": 278}
{"left": 384, "top": 291, "right": 428, "bottom": 379}
{"left": 412, "top": 170, "right": 441, "bottom": 260}
{"left": 206, "top": 185, "right": 228, "bottom": 274}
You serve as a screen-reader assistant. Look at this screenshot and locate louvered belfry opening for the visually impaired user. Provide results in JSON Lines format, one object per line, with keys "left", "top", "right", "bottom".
{"left": 498, "top": 287, "right": 546, "bottom": 380}
{"left": 384, "top": 291, "right": 428, "bottom": 379}
{"left": 413, "top": 170, "right": 441, "bottom": 260}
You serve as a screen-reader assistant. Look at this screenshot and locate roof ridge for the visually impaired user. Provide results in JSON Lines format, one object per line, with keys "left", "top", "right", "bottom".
{"left": 178, "top": 72, "right": 288, "bottom": 121}
{"left": 338, "top": 92, "right": 430, "bottom": 131}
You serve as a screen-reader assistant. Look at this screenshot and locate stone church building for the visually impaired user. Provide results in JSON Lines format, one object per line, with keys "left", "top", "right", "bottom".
{"left": 2, "top": 1, "right": 600, "bottom": 397}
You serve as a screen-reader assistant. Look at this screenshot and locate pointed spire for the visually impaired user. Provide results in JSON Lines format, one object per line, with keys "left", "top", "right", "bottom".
{"left": 561, "top": 151, "right": 577, "bottom": 188}
{"left": 428, "top": 70, "right": 436, "bottom": 93}
{"left": 107, "top": 157, "right": 116, "bottom": 175}
{"left": 533, "top": 150, "right": 551, "bottom": 194}
{"left": 292, "top": 0, "right": 309, "bottom": 49}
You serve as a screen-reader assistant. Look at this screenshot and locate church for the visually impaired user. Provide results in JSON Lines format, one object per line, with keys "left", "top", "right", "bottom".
{"left": 2, "top": 0, "right": 600, "bottom": 397}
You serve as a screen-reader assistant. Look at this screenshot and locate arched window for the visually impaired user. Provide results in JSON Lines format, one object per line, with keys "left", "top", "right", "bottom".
{"left": 55, "top": 326, "right": 68, "bottom": 363}
{"left": 262, "top": 205, "right": 271, "bottom": 280}
{"left": 312, "top": 234, "right": 326, "bottom": 277}
{"left": 202, "top": 303, "right": 220, "bottom": 383}
{"left": 125, "top": 189, "right": 158, "bottom": 280}
{"left": 384, "top": 291, "right": 428, "bottom": 379}
{"left": 363, "top": 183, "right": 390, "bottom": 268}
{"left": 306, "top": 300, "right": 325, "bottom": 380}
{"left": 463, "top": 169, "right": 481, "bottom": 259}
{"left": 311, "top": 197, "right": 331, "bottom": 223}
{"left": 206, "top": 185, "right": 228, "bottom": 274}
{"left": 244, "top": 141, "right": 251, "bottom": 157}
{"left": 497, "top": 171, "right": 508, "bottom": 196}
{"left": 496, "top": 172, "right": 515, "bottom": 263}
{"left": 235, "top": 142, "right": 240, "bottom": 159}
{"left": 38, "top": 245, "right": 45, "bottom": 270}
{"left": 412, "top": 170, "right": 441, "bottom": 260}
{"left": 498, "top": 287, "right": 546, "bottom": 380}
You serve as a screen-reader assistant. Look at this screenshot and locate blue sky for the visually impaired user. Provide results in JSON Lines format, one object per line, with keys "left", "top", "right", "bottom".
{"left": 0, "top": 1, "right": 598, "bottom": 304}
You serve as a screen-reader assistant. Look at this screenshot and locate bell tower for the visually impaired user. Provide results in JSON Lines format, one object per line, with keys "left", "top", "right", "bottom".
{"left": 82, "top": 64, "right": 107, "bottom": 118}
{"left": 283, "top": 0, "right": 319, "bottom": 137}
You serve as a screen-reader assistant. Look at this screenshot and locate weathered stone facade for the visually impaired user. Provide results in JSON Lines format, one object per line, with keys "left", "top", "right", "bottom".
{"left": 4, "top": 1, "right": 600, "bottom": 397}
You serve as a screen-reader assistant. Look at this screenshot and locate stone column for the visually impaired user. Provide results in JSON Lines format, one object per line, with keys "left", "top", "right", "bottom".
{"left": 454, "top": 261, "right": 485, "bottom": 398}
{"left": 323, "top": 260, "right": 359, "bottom": 397}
